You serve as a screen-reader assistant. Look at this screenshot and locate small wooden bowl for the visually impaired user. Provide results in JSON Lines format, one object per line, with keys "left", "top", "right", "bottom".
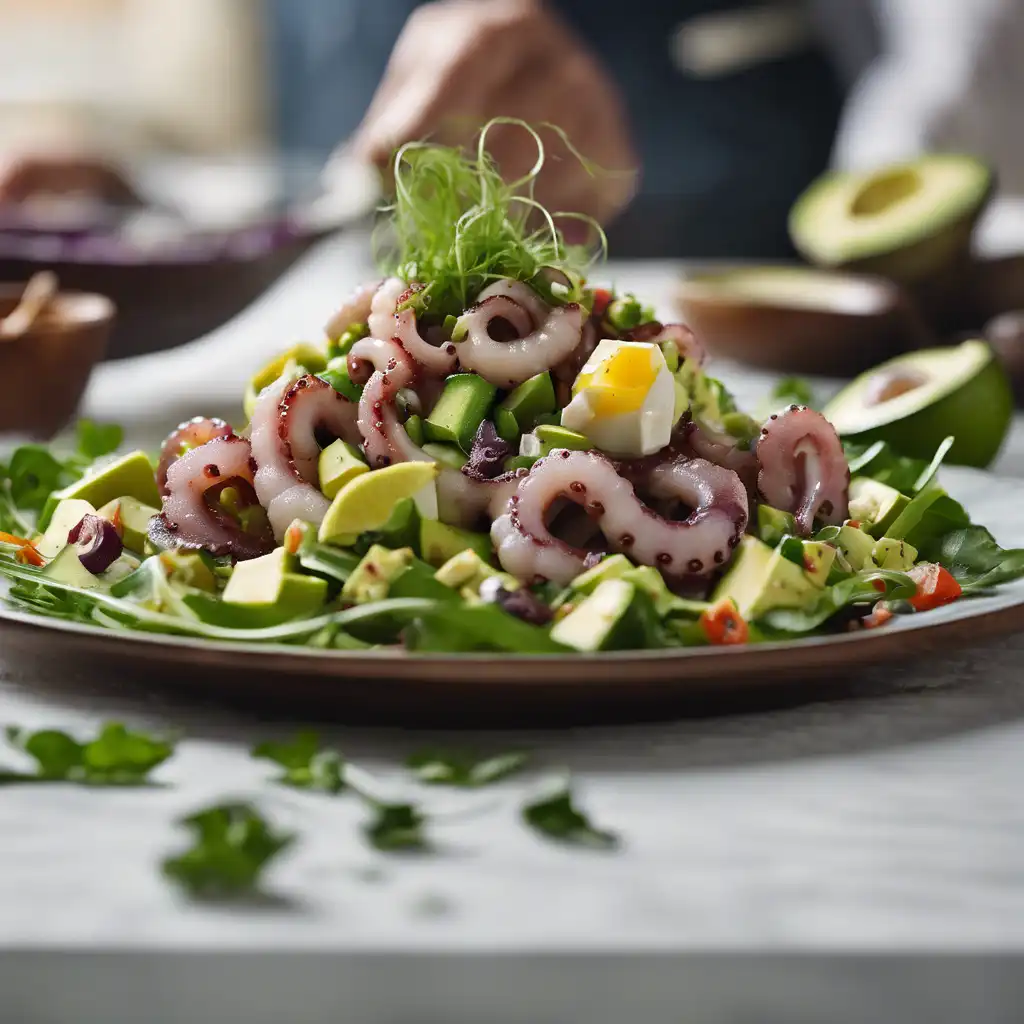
{"left": 675, "top": 266, "right": 935, "bottom": 375}
{"left": 0, "top": 285, "right": 114, "bottom": 437}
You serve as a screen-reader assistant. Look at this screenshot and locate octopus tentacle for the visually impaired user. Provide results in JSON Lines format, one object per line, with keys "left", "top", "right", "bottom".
{"left": 324, "top": 279, "right": 379, "bottom": 340}
{"left": 477, "top": 279, "right": 549, "bottom": 324}
{"left": 392, "top": 306, "right": 459, "bottom": 376}
{"left": 491, "top": 450, "right": 747, "bottom": 584}
{"left": 756, "top": 405, "right": 849, "bottom": 535}
{"left": 156, "top": 416, "right": 232, "bottom": 496}
{"left": 456, "top": 298, "right": 584, "bottom": 388}
{"left": 679, "top": 418, "right": 758, "bottom": 486}
{"left": 161, "top": 435, "right": 272, "bottom": 560}
{"left": 625, "top": 321, "right": 706, "bottom": 367}
{"left": 250, "top": 374, "right": 360, "bottom": 539}
{"left": 437, "top": 465, "right": 527, "bottom": 530}
{"left": 366, "top": 277, "right": 408, "bottom": 341}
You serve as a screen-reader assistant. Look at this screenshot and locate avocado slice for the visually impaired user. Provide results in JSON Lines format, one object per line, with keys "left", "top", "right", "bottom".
{"left": 712, "top": 536, "right": 819, "bottom": 620}
{"left": 421, "top": 442, "right": 468, "bottom": 471}
{"left": 832, "top": 523, "right": 875, "bottom": 571}
{"left": 494, "top": 408, "right": 520, "bottom": 445}
{"left": 434, "top": 548, "right": 517, "bottom": 600}
{"left": 42, "top": 544, "right": 105, "bottom": 590}
{"left": 97, "top": 496, "right": 160, "bottom": 554}
{"left": 243, "top": 343, "right": 327, "bottom": 419}
{"left": 318, "top": 439, "right": 368, "bottom": 499}
{"left": 871, "top": 536, "right": 918, "bottom": 571}
{"left": 420, "top": 518, "right": 493, "bottom": 568}
{"left": 801, "top": 541, "right": 836, "bottom": 588}
{"left": 424, "top": 374, "right": 498, "bottom": 452}
{"left": 221, "top": 546, "right": 327, "bottom": 623}
{"left": 39, "top": 451, "right": 160, "bottom": 532}
{"left": 569, "top": 554, "right": 633, "bottom": 595}
{"left": 36, "top": 498, "right": 96, "bottom": 559}
{"left": 848, "top": 478, "right": 911, "bottom": 538}
{"left": 789, "top": 155, "right": 993, "bottom": 284}
{"left": 533, "top": 424, "right": 591, "bottom": 454}
{"left": 550, "top": 579, "right": 658, "bottom": 652}
{"left": 824, "top": 340, "right": 1012, "bottom": 467}
{"left": 341, "top": 545, "right": 416, "bottom": 604}
{"left": 497, "top": 372, "right": 557, "bottom": 435}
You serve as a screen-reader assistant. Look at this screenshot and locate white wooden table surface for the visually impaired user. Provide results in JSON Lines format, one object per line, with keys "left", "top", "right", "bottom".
{"left": 2, "top": 232, "right": 1023, "bottom": 1022}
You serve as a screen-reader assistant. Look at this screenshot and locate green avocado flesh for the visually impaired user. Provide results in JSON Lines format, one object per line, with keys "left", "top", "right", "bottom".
{"left": 424, "top": 374, "right": 498, "bottom": 452}
{"left": 789, "top": 154, "right": 992, "bottom": 282}
{"left": 824, "top": 340, "right": 1012, "bottom": 467}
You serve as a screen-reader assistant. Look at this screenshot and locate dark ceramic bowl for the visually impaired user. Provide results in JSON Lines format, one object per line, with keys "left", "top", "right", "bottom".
{"left": 0, "top": 285, "right": 114, "bottom": 437}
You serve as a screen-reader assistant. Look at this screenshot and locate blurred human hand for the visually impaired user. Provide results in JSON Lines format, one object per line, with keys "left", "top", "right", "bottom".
{"left": 347, "top": 0, "right": 638, "bottom": 227}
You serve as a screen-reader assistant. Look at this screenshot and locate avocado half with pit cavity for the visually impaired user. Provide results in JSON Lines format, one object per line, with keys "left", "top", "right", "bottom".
{"left": 823, "top": 339, "right": 1013, "bottom": 467}
{"left": 675, "top": 266, "right": 931, "bottom": 375}
{"left": 789, "top": 155, "right": 993, "bottom": 286}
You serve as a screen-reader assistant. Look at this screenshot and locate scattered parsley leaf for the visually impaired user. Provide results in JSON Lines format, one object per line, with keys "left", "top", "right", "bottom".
{"left": 252, "top": 731, "right": 346, "bottom": 794}
{"left": 406, "top": 749, "right": 528, "bottom": 788}
{"left": 163, "top": 802, "right": 295, "bottom": 898}
{"left": 75, "top": 420, "right": 123, "bottom": 461}
{"left": 364, "top": 801, "right": 429, "bottom": 852}
{"left": 3, "top": 721, "right": 174, "bottom": 785}
{"left": 522, "top": 781, "right": 618, "bottom": 849}
{"left": 771, "top": 376, "right": 816, "bottom": 409}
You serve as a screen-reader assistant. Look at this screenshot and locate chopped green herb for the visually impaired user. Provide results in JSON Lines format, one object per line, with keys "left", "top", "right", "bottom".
{"left": 163, "top": 802, "right": 295, "bottom": 898}
{"left": 3, "top": 721, "right": 174, "bottom": 785}
{"left": 364, "top": 801, "right": 429, "bottom": 852}
{"left": 770, "top": 376, "right": 816, "bottom": 408}
{"left": 406, "top": 749, "right": 528, "bottom": 787}
{"left": 252, "top": 731, "right": 346, "bottom": 794}
{"left": 522, "top": 781, "right": 618, "bottom": 849}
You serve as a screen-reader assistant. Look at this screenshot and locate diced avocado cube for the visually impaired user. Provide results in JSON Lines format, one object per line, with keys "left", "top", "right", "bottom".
{"left": 39, "top": 451, "right": 161, "bottom": 531}
{"left": 494, "top": 408, "right": 521, "bottom": 445}
{"left": 848, "top": 478, "right": 911, "bottom": 539}
{"left": 756, "top": 505, "right": 796, "bottom": 548}
{"left": 424, "top": 374, "right": 498, "bottom": 452}
{"left": 341, "top": 545, "right": 416, "bottom": 604}
{"left": 570, "top": 554, "right": 633, "bottom": 595}
{"left": 36, "top": 498, "right": 96, "bottom": 559}
{"left": 434, "top": 548, "right": 518, "bottom": 600}
{"left": 158, "top": 550, "right": 219, "bottom": 592}
{"left": 404, "top": 414, "right": 425, "bottom": 447}
{"left": 621, "top": 564, "right": 708, "bottom": 619}
{"left": 504, "top": 455, "right": 539, "bottom": 473}
{"left": 222, "top": 546, "right": 327, "bottom": 622}
{"left": 421, "top": 442, "right": 468, "bottom": 471}
{"left": 327, "top": 322, "right": 369, "bottom": 358}
{"left": 832, "top": 523, "right": 875, "bottom": 571}
{"left": 497, "top": 372, "right": 557, "bottom": 434}
{"left": 420, "top": 518, "right": 493, "bottom": 568}
{"left": 97, "top": 496, "right": 160, "bottom": 554}
{"left": 550, "top": 579, "right": 658, "bottom": 652}
{"left": 871, "top": 537, "right": 918, "bottom": 571}
{"left": 800, "top": 541, "right": 836, "bottom": 588}
{"left": 660, "top": 339, "right": 680, "bottom": 372}
{"left": 534, "top": 424, "right": 591, "bottom": 454}
{"left": 712, "top": 535, "right": 818, "bottom": 620}
{"left": 318, "top": 439, "right": 368, "bottom": 500}
{"left": 318, "top": 357, "right": 363, "bottom": 402}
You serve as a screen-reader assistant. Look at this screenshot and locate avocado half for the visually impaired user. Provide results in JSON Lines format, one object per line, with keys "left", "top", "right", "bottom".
{"left": 823, "top": 339, "right": 1013, "bottom": 467}
{"left": 789, "top": 155, "right": 993, "bottom": 286}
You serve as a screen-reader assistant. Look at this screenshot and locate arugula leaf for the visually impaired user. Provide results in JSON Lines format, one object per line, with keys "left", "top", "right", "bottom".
{"left": 758, "top": 570, "right": 917, "bottom": 634}
{"left": 364, "top": 801, "right": 429, "bottom": 851}
{"left": 163, "top": 802, "right": 295, "bottom": 897}
{"left": 522, "top": 781, "right": 618, "bottom": 849}
{"left": 252, "top": 731, "right": 346, "bottom": 794}
{"left": 404, "top": 603, "right": 570, "bottom": 653}
{"left": 844, "top": 438, "right": 954, "bottom": 496}
{"left": 3, "top": 721, "right": 174, "bottom": 785}
{"left": 75, "top": 421, "right": 123, "bottom": 461}
{"left": 5, "top": 445, "right": 76, "bottom": 513}
{"left": 406, "top": 749, "right": 528, "bottom": 787}
{"left": 920, "top": 525, "right": 1024, "bottom": 593}
{"left": 771, "top": 376, "right": 816, "bottom": 408}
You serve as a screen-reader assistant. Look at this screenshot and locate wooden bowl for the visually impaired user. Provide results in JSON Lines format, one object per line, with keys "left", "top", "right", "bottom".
{"left": 0, "top": 285, "right": 114, "bottom": 437}
{"left": 675, "top": 266, "right": 935, "bottom": 375}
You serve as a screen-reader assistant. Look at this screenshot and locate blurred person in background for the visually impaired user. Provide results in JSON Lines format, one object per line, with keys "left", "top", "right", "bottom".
{"left": 0, "top": 0, "right": 1021, "bottom": 259}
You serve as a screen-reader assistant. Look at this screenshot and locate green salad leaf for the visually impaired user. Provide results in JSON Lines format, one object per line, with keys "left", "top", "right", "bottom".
{"left": 844, "top": 437, "right": 954, "bottom": 496}
{"left": 404, "top": 602, "right": 569, "bottom": 654}
{"left": 163, "top": 802, "right": 295, "bottom": 897}
{"left": 363, "top": 800, "right": 429, "bottom": 852}
{"left": 75, "top": 420, "right": 124, "bottom": 461}
{"left": 771, "top": 376, "right": 816, "bottom": 409}
{"left": 920, "top": 525, "right": 1024, "bottom": 593}
{"left": 2, "top": 721, "right": 174, "bottom": 785}
{"left": 406, "top": 749, "right": 528, "bottom": 787}
{"left": 252, "top": 731, "right": 346, "bottom": 794}
{"left": 522, "top": 780, "right": 618, "bottom": 849}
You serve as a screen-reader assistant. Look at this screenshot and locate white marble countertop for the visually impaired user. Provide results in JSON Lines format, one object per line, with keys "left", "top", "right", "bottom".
{"left": 2, "top": 234, "right": 1024, "bottom": 1020}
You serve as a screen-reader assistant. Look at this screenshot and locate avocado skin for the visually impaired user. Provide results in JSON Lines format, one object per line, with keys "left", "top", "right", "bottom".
{"left": 833, "top": 355, "right": 1013, "bottom": 468}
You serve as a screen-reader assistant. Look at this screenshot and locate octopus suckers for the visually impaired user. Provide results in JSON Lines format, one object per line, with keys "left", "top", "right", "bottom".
{"left": 588, "top": 501, "right": 605, "bottom": 515}
{"left": 619, "top": 532, "right": 634, "bottom": 548}
{"left": 713, "top": 550, "right": 725, "bottom": 564}
{"left": 687, "top": 558, "right": 702, "bottom": 572}
{"left": 203, "top": 464, "right": 219, "bottom": 478}
{"left": 569, "top": 481, "right": 586, "bottom": 494}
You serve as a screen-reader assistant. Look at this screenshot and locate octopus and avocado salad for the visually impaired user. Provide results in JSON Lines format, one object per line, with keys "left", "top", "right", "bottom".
{"left": 1, "top": 125, "right": 1022, "bottom": 654}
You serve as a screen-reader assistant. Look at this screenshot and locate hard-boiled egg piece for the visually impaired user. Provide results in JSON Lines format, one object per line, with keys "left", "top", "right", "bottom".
{"left": 561, "top": 340, "right": 676, "bottom": 456}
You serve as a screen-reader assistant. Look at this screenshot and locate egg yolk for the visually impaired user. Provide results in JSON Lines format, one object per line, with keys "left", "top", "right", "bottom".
{"left": 573, "top": 347, "right": 657, "bottom": 417}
